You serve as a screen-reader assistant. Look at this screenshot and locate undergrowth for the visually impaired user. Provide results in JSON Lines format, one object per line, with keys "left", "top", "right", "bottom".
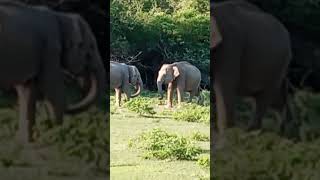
{"left": 128, "top": 128, "right": 202, "bottom": 160}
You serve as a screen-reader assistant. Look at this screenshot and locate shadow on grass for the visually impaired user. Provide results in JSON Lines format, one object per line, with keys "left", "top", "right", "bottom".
{"left": 140, "top": 115, "right": 171, "bottom": 119}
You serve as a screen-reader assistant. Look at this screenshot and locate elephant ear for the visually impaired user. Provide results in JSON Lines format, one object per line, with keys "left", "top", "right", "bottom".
{"left": 173, "top": 66, "right": 180, "bottom": 79}
{"left": 211, "top": 16, "right": 222, "bottom": 49}
{"left": 58, "top": 13, "right": 84, "bottom": 73}
{"left": 59, "top": 13, "right": 83, "bottom": 49}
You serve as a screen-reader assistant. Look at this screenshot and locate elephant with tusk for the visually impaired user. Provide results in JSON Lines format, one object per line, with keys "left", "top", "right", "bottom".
{"left": 211, "top": 0, "right": 292, "bottom": 147}
{"left": 157, "top": 61, "right": 202, "bottom": 108}
{"left": 110, "top": 61, "right": 143, "bottom": 106}
{"left": 0, "top": 1, "right": 106, "bottom": 144}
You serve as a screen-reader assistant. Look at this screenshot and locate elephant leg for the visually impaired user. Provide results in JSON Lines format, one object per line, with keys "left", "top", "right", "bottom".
{"left": 45, "top": 89, "right": 64, "bottom": 125}
{"left": 123, "top": 87, "right": 131, "bottom": 102}
{"left": 166, "top": 83, "right": 174, "bottom": 108}
{"left": 176, "top": 87, "right": 184, "bottom": 107}
{"left": 247, "top": 92, "right": 271, "bottom": 131}
{"left": 273, "top": 82, "right": 291, "bottom": 135}
{"left": 279, "top": 103, "right": 290, "bottom": 135}
{"left": 195, "top": 89, "right": 203, "bottom": 105}
{"left": 214, "top": 82, "right": 236, "bottom": 133}
{"left": 115, "top": 88, "right": 121, "bottom": 107}
{"left": 188, "top": 91, "right": 195, "bottom": 103}
{"left": 15, "top": 83, "right": 36, "bottom": 143}
{"left": 213, "top": 82, "right": 236, "bottom": 149}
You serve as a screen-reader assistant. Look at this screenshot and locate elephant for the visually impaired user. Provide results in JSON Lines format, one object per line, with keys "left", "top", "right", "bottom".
{"left": 110, "top": 61, "right": 143, "bottom": 106}
{"left": 211, "top": 0, "right": 292, "bottom": 145}
{"left": 0, "top": 1, "right": 106, "bottom": 143}
{"left": 157, "top": 61, "right": 202, "bottom": 108}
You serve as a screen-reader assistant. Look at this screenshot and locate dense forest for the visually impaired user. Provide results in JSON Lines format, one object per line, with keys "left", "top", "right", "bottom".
{"left": 111, "top": 0, "right": 210, "bottom": 89}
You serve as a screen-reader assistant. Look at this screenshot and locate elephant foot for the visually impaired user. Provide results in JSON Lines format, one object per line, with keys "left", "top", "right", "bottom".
{"left": 165, "top": 104, "right": 173, "bottom": 109}
{"left": 213, "top": 135, "right": 226, "bottom": 151}
{"left": 15, "top": 131, "right": 33, "bottom": 145}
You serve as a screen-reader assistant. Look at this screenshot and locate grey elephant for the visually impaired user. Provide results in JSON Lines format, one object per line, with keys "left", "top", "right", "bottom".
{"left": 110, "top": 61, "right": 143, "bottom": 106}
{"left": 157, "top": 61, "right": 202, "bottom": 108}
{"left": 0, "top": 2, "right": 106, "bottom": 143}
{"left": 211, "top": 0, "right": 292, "bottom": 144}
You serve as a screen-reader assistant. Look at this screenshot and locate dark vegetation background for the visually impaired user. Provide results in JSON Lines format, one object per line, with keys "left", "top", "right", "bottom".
{"left": 110, "top": 0, "right": 210, "bottom": 90}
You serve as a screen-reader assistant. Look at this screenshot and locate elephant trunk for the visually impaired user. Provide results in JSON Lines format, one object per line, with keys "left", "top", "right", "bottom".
{"left": 131, "top": 76, "right": 143, "bottom": 98}
{"left": 66, "top": 58, "right": 106, "bottom": 114}
{"left": 157, "top": 80, "right": 164, "bottom": 99}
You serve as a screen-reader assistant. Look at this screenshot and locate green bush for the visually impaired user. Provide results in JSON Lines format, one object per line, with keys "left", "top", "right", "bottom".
{"left": 291, "top": 91, "right": 320, "bottom": 141}
{"left": 124, "top": 97, "right": 156, "bottom": 116}
{"left": 191, "top": 131, "right": 209, "bottom": 141}
{"left": 38, "top": 108, "right": 108, "bottom": 171}
{"left": 173, "top": 104, "right": 209, "bottom": 123}
{"left": 214, "top": 128, "right": 320, "bottom": 179}
{"left": 201, "top": 90, "right": 210, "bottom": 106}
{"left": 111, "top": 0, "right": 209, "bottom": 74}
{"left": 197, "top": 155, "right": 210, "bottom": 169}
{"left": 128, "top": 128, "right": 201, "bottom": 160}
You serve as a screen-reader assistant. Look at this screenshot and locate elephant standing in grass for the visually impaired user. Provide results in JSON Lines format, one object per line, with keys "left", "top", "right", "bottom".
{"left": 157, "top": 61, "right": 202, "bottom": 108}
{"left": 211, "top": 0, "right": 292, "bottom": 146}
{"left": 110, "top": 61, "right": 143, "bottom": 106}
{"left": 0, "top": 2, "right": 106, "bottom": 143}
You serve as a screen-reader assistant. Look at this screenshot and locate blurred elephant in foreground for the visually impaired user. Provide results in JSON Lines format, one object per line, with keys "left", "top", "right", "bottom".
{"left": 110, "top": 61, "right": 143, "bottom": 106}
{"left": 211, "top": 0, "right": 292, "bottom": 145}
{"left": 0, "top": 2, "right": 106, "bottom": 143}
{"left": 157, "top": 61, "right": 202, "bottom": 108}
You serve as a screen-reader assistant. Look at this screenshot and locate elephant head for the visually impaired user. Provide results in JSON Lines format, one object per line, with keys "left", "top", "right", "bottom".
{"left": 157, "top": 64, "right": 180, "bottom": 99}
{"left": 128, "top": 65, "right": 143, "bottom": 97}
{"left": 57, "top": 13, "right": 106, "bottom": 113}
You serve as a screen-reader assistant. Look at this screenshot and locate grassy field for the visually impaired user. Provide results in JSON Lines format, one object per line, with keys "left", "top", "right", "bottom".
{"left": 110, "top": 91, "right": 210, "bottom": 180}
{"left": 0, "top": 92, "right": 108, "bottom": 180}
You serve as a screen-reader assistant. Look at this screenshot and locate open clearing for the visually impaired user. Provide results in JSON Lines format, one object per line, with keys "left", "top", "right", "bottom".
{"left": 110, "top": 92, "right": 210, "bottom": 180}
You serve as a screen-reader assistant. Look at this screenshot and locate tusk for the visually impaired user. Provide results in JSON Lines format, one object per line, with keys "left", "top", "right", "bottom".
{"left": 66, "top": 73, "right": 97, "bottom": 113}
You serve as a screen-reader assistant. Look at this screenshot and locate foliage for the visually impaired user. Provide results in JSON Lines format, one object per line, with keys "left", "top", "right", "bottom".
{"left": 124, "top": 97, "right": 156, "bottom": 116}
{"left": 214, "top": 128, "right": 320, "bottom": 180}
{"left": 291, "top": 91, "right": 320, "bottom": 141}
{"left": 200, "top": 90, "right": 211, "bottom": 106}
{"left": 173, "top": 104, "right": 209, "bottom": 124}
{"left": 197, "top": 155, "right": 210, "bottom": 169}
{"left": 128, "top": 128, "right": 202, "bottom": 160}
{"left": 191, "top": 131, "right": 209, "bottom": 141}
{"left": 38, "top": 108, "right": 108, "bottom": 171}
{"left": 111, "top": 0, "right": 210, "bottom": 74}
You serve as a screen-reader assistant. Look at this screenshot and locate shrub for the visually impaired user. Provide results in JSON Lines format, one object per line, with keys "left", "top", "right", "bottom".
{"left": 38, "top": 108, "right": 108, "bottom": 171}
{"left": 291, "top": 91, "right": 320, "bottom": 141}
{"left": 213, "top": 128, "right": 320, "bottom": 179}
{"left": 111, "top": 0, "right": 210, "bottom": 74}
{"left": 128, "top": 128, "right": 201, "bottom": 160}
{"left": 197, "top": 155, "right": 210, "bottom": 169}
{"left": 173, "top": 104, "right": 209, "bottom": 123}
{"left": 191, "top": 131, "right": 209, "bottom": 141}
{"left": 124, "top": 97, "right": 156, "bottom": 116}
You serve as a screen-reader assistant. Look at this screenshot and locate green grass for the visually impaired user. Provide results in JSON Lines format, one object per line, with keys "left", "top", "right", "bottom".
{"left": 110, "top": 91, "right": 210, "bottom": 179}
